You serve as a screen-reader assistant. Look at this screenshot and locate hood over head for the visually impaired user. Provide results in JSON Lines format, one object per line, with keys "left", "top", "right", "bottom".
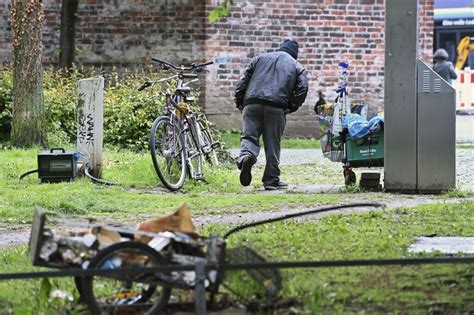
{"left": 279, "top": 39, "right": 299, "bottom": 60}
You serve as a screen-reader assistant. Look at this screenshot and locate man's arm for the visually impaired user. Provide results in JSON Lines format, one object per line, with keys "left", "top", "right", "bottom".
{"left": 234, "top": 57, "right": 258, "bottom": 110}
{"left": 288, "top": 66, "right": 309, "bottom": 113}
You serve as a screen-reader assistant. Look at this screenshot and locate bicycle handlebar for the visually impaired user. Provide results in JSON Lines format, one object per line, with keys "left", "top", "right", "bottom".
{"left": 138, "top": 81, "right": 152, "bottom": 91}
{"left": 137, "top": 75, "right": 179, "bottom": 91}
{"left": 198, "top": 60, "right": 214, "bottom": 67}
{"left": 138, "top": 58, "right": 212, "bottom": 91}
{"left": 151, "top": 57, "right": 214, "bottom": 71}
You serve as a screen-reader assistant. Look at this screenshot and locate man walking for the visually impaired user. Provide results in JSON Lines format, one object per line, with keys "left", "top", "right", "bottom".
{"left": 235, "top": 39, "right": 309, "bottom": 190}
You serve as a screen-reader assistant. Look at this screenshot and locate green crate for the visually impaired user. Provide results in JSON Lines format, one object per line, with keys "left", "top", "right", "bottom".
{"left": 345, "top": 130, "right": 384, "bottom": 166}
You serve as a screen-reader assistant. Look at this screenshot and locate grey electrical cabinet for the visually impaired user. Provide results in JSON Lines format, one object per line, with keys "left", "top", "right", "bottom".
{"left": 384, "top": 59, "right": 456, "bottom": 193}
{"left": 416, "top": 60, "right": 456, "bottom": 193}
{"left": 384, "top": 0, "right": 456, "bottom": 193}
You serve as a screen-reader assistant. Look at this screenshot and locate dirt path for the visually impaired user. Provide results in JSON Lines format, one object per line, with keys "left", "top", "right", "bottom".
{"left": 192, "top": 194, "right": 474, "bottom": 226}
{"left": 2, "top": 194, "right": 472, "bottom": 250}
{"left": 0, "top": 227, "right": 31, "bottom": 249}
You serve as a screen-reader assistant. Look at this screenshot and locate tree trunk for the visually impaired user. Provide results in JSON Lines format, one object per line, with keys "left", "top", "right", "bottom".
{"left": 58, "top": 0, "right": 79, "bottom": 69}
{"left": 10, "top": 0, "right": 46, "bottom": 147}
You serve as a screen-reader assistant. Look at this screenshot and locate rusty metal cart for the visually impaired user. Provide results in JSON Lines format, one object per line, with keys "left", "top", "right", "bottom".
{"left": 316, "top": 62, "right": 384, "bottom": 187}
{"left": 28, "top": 207, "right": 281, "bottom": 314}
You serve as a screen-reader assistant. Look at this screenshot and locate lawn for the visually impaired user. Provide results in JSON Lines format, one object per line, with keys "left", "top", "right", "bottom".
{"left": 0, "top": 202, "right": 472, "bottom": 313}
{"left": 219, "top": 129, "right": 320, "bottom": 149}
{"left": 0, "top": 141, "right": 473, "bottom": 313}
{"left": 207, "top": 202, "right": 474, "bottom": 313}
{"left": 0, "top": 147, "right": 340, "bottom": 224}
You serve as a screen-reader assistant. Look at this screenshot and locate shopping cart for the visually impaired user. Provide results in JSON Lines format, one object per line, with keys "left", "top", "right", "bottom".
{"left": 316, "top": 62, "right": 384, "bottom": 187}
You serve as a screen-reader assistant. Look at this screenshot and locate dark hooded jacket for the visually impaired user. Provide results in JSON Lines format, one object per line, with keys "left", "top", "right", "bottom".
{"left": 434, "top": 60, "right": 457, "bottom": 84}
{"left": 234, "top": 40, "right": 309, "bottom": 113}
{"left": 433, "top": 48, "right": 457, "bottom": 84}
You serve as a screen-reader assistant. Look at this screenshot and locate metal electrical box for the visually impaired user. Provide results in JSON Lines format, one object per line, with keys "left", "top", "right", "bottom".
{"left": 37, "top": 148, "right": 78, "bottom": 183}
{"left": 416, "top": 60, "right": 456, "bottom": 193}
{"left": 384, "top": 1, "right": 456, "bottom": 193}
{"left": 385, "top": 60, "right": 456, "bottom": 193}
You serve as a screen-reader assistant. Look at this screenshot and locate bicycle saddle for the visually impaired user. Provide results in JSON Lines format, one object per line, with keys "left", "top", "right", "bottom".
{"left": 176, "top": 86, "right": 191, "bottom": 95}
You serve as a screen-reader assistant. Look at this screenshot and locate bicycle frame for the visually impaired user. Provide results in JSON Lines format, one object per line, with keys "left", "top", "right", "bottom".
{"left": 143, "top": 58, "right": 218, "bottom": 190}
{"left": 161, "top": 74, "right": 208, "bottom": 180}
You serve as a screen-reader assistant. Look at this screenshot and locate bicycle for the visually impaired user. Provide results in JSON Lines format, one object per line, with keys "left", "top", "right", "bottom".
{"left": 138, "top": 58, "right": 220, "bottom": 191}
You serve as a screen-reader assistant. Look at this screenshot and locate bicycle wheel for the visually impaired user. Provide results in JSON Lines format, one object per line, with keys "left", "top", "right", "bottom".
{"left": 81, "top": 241, "right": 172, "bottom": 315}
{"left": 198, "top": 120, "right": 219, "bottom": 166}
{"left": 150, "top": 116, "right": 187, "bottom": 191}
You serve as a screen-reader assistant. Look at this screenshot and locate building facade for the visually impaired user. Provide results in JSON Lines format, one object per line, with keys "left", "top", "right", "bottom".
{"left": 0, "top": 0, "right": 434, "bottom": 137}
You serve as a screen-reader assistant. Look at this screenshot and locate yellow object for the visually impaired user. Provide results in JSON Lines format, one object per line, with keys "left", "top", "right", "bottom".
{"left": 113, "top": 291, "right": 138, "bottom": 299}
{"left": 455, "top": 36, "right": 474, "bottom": 70}
{"left": 316, "top": 102, "right": 334, "bottom": 116}
{"left": 175, "top": 102, "right": 189, "bottom": 116}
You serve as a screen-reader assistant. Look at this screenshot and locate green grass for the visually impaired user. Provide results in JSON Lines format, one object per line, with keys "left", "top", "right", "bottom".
{"left": 457, "top": 144, "right": 474, "bottom": 149}
{"left": 0, "top": 246, "right": 86, "bottom": 314}
{"left": 204, "top": 202, "right": 474, "bottom": 314}
{"left": 219, "top": 130, "right": 320, "bottom": 149}
{"left": 0, "top": 203, "right": 472, "bottom": 313}
{"left": 0, "top": 141, "right": 472, "bottom": 313}
{"left": 440, "top": 188, "right": 474, "bottom": 198}
{"left": 0, "top": 147, "right": 339, "bottom": 223}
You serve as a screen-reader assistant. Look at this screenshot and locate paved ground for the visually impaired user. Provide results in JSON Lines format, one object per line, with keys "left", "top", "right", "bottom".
{"left": 456, "top": 148, "right": 474, "bottom": 191}
{"left": 230, "top": 147, "right": 474, "bottom": 191}
{"left": 4, "top": 194, "right": 473, "bottom": 250}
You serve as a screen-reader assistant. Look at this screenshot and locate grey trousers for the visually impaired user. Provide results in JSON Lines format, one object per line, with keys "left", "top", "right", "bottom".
{"left": 238, "top": 104, "right": 286, "bottom": 186}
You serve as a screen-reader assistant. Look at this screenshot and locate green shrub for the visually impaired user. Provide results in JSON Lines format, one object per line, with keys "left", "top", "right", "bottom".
{"left": 0, "top": 67, "right": 13, "bottom": 140}
{"left": 103, "top": 71, "right": 164, "bottom": 151}
{"left": 43, "top": 69, "right": 83, "bottom": 145}
{"left": 0, "top": 67, "right": 167, "bottom": 150}
{"left": 0, "top": 66, "right": 228, "bottom": 152}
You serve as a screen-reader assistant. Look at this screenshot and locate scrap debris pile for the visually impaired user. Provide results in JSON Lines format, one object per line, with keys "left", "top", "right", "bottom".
{"left": 31, "top": 203, "right": 285, "bottom": 312}
{"left": 36, "top": 204, "right": 224, "bottom": 287}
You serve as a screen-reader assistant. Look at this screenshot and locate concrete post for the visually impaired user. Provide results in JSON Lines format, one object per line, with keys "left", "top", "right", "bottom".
{"left": 77, "top": 77, "right": 104, "bottom": 178}
{"left": 384, "top": 0, "right": 419, "bottom": 192}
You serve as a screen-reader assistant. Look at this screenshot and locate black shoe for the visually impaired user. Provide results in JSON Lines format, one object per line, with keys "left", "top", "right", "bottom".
{"left": 239, "top": 156, "right": 253, "bottom": 186}
{"left": 264, "top": 181, "right": 288, "bottom": 191}
{"left": 277, "top": 181, "right": 288, "bottom": 188}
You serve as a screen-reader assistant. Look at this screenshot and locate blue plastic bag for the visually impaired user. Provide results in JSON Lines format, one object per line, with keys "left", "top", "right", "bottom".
{"left": 342, "top": 114, "right": 384, "bottom": 140}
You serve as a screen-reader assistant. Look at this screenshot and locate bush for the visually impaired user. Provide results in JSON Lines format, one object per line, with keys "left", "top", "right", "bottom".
{"left": 0, "top": 67, "right": 167, "bottom": 150}
{"left": 0, "top": 67, "right": 13, "bottom": 140}
{"left": 43, "top": 69, "right": 82, "bottom": 145}
{"left": 102, "top": 70, "right": 164, "bottom": 151}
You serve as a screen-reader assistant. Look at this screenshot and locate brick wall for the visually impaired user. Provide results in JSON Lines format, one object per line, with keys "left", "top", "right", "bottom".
{"left": 41, "top": 0, "right": 207, "bottom": 65}
{"left": 419, "top": 0, "right": 435, "bottom": 62}
{"left": 204, "top": 0, "right": 434, "bottom": 137}
{"left": 0, "top": 0, "right": 434, "bottom": 137}
{"left": 0, "top": 0, "right": 206, "bottom": 65}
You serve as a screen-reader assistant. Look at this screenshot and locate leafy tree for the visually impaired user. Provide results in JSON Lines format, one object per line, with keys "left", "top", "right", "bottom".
{"left": 10, "top": 0, "right": 46, "bottom": 147}
{"left": 209, "top": 0, "right": 233, "bottom": 22}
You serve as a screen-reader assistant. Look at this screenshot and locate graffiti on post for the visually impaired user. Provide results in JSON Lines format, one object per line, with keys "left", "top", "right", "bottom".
{"left": 78, "top": 110, "right": 95, "bottom": 145}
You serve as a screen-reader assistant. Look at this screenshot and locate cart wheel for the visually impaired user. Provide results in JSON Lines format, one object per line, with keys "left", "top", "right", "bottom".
{"left": 74, "top": 276, "right": 84, "bottom": 303}
{"left": 344, "top": 170, "right": 356, "bottom": 186}
{"left": 81, "top": 241, "right": 172, "bottom": 315}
